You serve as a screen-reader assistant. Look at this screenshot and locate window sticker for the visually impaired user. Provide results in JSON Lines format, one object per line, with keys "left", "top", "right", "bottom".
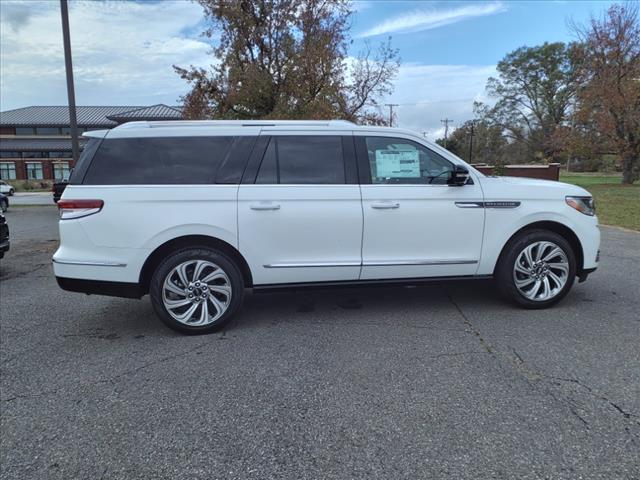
{"left": 375, "top": 149, "right": 420, "bottom": 178}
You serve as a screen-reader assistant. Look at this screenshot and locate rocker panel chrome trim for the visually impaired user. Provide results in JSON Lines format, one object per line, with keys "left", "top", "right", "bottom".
{"left": 264, "top": 260, "right": 478, "bottom": 268}
{"left": 52, "top": 258, "right": 127, "bottom": 267}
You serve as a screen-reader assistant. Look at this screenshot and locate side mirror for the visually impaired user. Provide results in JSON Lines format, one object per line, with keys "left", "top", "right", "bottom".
{"left": 447, "top": 165, "right": 470, "bottom": 186}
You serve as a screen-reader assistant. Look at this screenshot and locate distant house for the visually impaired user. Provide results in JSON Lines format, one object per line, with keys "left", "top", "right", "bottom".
{"left": 0, "top": 105, "right": 182, "bottom": 181}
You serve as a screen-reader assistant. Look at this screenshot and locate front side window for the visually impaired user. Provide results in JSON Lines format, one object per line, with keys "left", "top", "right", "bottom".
{"left": 256, "top": 136, "right": 345, "bottom": 184}
{"left": 0, "top": 163, "right": 16, "bottom": 180}
{"left": 365, "top": 137, "right": 453, "bottom": 185}
{"left": 53, "top": 162, "right": 70, "bottom": 181}
{"left": 26, "top": 162, "right": 43, "bottom": 180}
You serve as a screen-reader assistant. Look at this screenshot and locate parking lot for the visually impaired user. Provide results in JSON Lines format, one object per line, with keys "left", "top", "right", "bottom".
{"left": 1, "top": 206, "right": 639, "bottom": 479}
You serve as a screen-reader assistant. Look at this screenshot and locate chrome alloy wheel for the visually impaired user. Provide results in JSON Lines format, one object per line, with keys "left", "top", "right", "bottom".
{"left": 513, "top": 241, "right": 569, "bottom": 301}
{"left": 162, "top": 260, "right": 232, "bottom": 326}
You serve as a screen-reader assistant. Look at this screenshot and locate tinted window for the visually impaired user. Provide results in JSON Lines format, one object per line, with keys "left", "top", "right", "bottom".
{"left": 255, "top": 140, "right": 278, "bottom": 184}
{"left": 69, "top": 138, "right": 102, "bottom": 184}
{"left": 0, "top": 152, "right": 21, "bottom": 158}
{"left": 36, "top": 127, "right": 60, "bottom": 135}
{"left": 22, "top": 151, "right": 47, "bottom": 158}
{"left": 83, "top": 136, "right": 235, "bottom": 185}
{"left": 365, "top": 137, "right": 453, "bottom": 185}
{"left": 255, "top": 136, "right": 345, "bottom": 184}
{"left": 49, "top": 151, "right": 74, "bottom": 158}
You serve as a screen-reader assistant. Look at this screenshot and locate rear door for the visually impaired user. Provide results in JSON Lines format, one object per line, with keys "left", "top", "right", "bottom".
{"left": 357, "top": 134, "right": 485, "bottom": 280}
{"left": 238, "top": 132, "right": 362, "bottom": 285}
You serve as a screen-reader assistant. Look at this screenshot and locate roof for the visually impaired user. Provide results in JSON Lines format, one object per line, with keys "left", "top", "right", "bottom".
{"left": 0, "top": 104, "right": 182, "bottom": 127}
{"left": 0, "top": 137, "right": 89, "bottom": 151}
{"left": 105, "top": 105, "right": 182, "bottom": 122}
{"left": 107, "top": 119, "right": 419, "bottom": 135}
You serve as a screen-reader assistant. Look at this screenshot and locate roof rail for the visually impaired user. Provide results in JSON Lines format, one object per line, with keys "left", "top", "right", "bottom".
{"left": 114, "top": 119, "right": 357, "bottom": 129}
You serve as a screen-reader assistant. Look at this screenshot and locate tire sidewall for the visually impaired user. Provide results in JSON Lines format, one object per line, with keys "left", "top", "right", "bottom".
{"left": 497, "top": 230, "right": 577, "bottom": 309}
{"left": 150, "top": 247, "right": 244, "bottom": 334}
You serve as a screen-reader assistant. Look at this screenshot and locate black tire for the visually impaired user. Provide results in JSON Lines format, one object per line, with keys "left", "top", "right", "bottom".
{"left": 8, "top": 189, "right": 14, "bottom": 196}
{"left": 0, "top": 199, "right": 7, "bottom": 213}
{"left": 149, "top": 247, "right": 244, "bottom": 334}
{"left": 495, "top": 229, "right": 577, "bottom": 309}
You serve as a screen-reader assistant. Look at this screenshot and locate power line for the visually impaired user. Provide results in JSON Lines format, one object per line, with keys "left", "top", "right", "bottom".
{"left": 384, "top": 103, "right": 399, "bottom": 127}
{"left": 440, "top": 118, "right": 453, "bottom": 148}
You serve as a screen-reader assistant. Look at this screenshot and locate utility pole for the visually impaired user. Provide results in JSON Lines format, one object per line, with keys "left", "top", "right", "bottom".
{"left": 60, "top": 0, "right": 80, "bottom": 163}
{"left": 385, "top": 103, "right": 399, "bottom": 127}
{"left": 468, "top": 121, "right": 475, "bottom": 164}
{"left": 440, "top": 118, "right": 453, "bottom": 148}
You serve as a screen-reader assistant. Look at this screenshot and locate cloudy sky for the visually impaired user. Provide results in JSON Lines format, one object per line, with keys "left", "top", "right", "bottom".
{"left": 0, "top": 0, "right": 614, "bottom": 139}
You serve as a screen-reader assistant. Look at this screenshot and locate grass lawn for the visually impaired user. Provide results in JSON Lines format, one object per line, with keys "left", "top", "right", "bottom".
{"left": 560, "top": 173, "right": 640, "bottom": 231}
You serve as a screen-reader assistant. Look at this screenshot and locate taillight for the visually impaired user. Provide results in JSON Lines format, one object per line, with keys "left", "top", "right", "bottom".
{"left": 58, "top": 199, "right": 104, "bottom": 220}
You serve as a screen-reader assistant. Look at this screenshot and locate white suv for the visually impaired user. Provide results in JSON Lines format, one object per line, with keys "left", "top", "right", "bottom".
{"left": 53, "top": 120, "right": 600, "bottom": 334}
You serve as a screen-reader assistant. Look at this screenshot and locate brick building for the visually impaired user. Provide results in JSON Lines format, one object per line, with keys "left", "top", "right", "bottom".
{"left": 0, "top": 105, "right": 182, "bottom": 182}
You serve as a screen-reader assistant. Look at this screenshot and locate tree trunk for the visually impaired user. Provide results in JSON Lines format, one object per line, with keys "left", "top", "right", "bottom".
{"left": 621, "top": 151, "right": 637, "bottom": 185}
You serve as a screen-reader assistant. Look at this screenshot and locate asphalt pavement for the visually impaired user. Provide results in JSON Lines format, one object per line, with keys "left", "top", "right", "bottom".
{"left": 5, "top": 192, "right": 54, "bottom": 206}
{"left": 1, "top": 206, "right": 639, "bottom": 479}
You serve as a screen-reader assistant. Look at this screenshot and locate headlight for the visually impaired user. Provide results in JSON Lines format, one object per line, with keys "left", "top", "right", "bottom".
{"left": 566, "top": 196, "right": 595, "bottom": 216}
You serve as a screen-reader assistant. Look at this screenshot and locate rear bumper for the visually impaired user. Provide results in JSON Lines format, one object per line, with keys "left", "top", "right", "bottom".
{"left": 56, "top": 276, "right": 143, "bottom": 299}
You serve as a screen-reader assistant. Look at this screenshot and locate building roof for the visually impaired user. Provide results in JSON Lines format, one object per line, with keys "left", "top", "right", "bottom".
{"left": 0, "top": 138, "right": 89, "bottom": 151}
{"left": 105, "top": 105, "right": 183, "bottom": 122}
{"left": 0, "top": 104, "right": 182, "bottom": 127}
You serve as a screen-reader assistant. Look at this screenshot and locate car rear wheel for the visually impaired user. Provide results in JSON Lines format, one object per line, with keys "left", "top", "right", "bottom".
{"left": 496, "top": 229, "right": 576, "bottom": 309}
{"left": 0, "top": 198, "right": 7, "bottom": 213}
{"left": 149, "top": 248, "right": 244, "bottom": 334}
{"left": 8, "top": 189, "right": 14, "bottom": 196}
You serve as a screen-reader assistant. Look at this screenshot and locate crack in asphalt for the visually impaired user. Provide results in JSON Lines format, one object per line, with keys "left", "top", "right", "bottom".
{"left": 2, "top": 338, "right": 219, "bottom": 403}
{"left": 445, "top": 287, "right": 639, "bottom": 430}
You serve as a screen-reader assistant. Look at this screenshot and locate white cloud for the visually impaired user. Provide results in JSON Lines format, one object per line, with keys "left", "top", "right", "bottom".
{"left": 357, "top": 2, "right": 506, "bottom": 38}
{"left": 0, "top": 0, "right": 212, "bottom": 110}
{"left": 384, "top": 63, "right": 497, "bottom": 140}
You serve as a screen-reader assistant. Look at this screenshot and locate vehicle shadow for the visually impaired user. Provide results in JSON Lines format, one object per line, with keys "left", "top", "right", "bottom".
{"left": 229, "top": 279, "right": 505, "bottom": 332}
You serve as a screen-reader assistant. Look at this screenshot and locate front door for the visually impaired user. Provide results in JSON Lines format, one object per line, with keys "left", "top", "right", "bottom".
{"left": 357, "top": 135, "right": 485, "bottom": 280}
{"left": 238, "top": 133, "right": 363, "bottom": 285}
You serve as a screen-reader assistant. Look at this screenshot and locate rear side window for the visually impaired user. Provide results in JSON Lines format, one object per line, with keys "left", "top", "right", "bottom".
{"left": 255, "top": 136, "right": 345, "bottom": 184}
{"left": 82, "top": 136, "right": 240, "bottom": 185}
{"left": 68, "top": 138, "right": 102, "bottom": 184}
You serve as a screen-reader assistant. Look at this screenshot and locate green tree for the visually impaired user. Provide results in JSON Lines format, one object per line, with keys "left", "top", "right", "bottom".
{"left": 437, "top": 119, "right": 507, "bottom": 165}
{"left": 482, "top": 42, "right": 579, "bottom": 163}
{"left": 175, "top": 0, "right": 400, "bottom": 123}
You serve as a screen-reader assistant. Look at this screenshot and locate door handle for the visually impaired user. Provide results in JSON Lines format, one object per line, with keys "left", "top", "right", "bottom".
{"left": 250, "top": 203, "right": 281, "bottom": 211}
{"left": 371, "top": 202, "right": 400, "bottom": 209}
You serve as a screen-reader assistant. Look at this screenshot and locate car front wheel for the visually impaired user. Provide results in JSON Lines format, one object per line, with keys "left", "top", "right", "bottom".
{"left": 0, "top": 199, "right": 7, "bottom": 213}
{"left": 149, "top": 248, "right": 244, "bottom": 334}
{"left": 8, "top": 189, "right": 14, "bottom": 196}
{"left": 496, "top": 229, "right": 577, "bottom": 309}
